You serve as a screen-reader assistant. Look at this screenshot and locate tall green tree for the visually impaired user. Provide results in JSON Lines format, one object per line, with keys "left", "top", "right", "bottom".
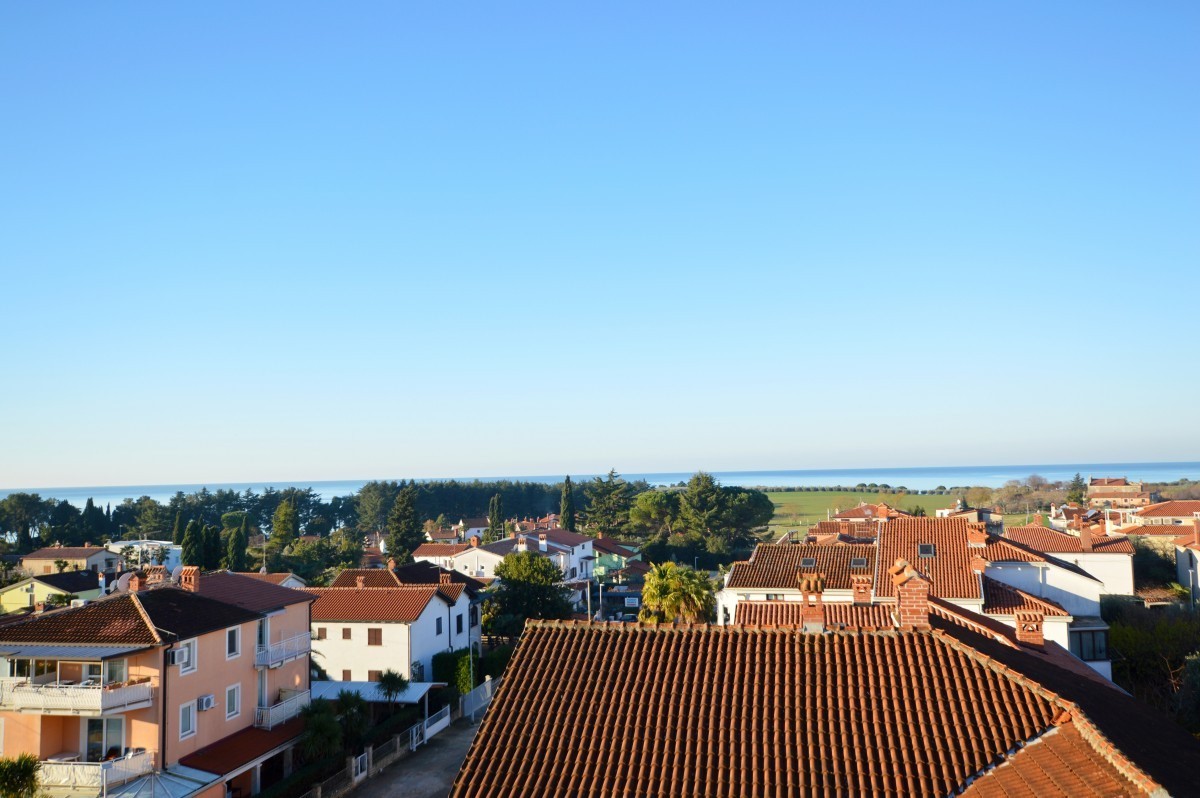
{"left": 385, "top": 486, "right": 422, "bottom": 565}
{"left": 485, "top": 494, "right": 504, "bottom": 543}
{"left": 1067, "top": 472, "right": 1087, "bottom": 505}
{"left": 203, "top": 524, "right": 222, "bottom": 570}
{"left": 583, "top": 469, "right": 634, "bottom": 538}
{"left": 270, "top": 500, "right": 298, "bottom": 550}
{"left": 638, "top": 562, "right": 716, "bottom": 623}
{"left": 224, "top": 517, "right": 249, "bottom": 571}
{"left": 180, "top": 520, "right": 202, "bottom": 567}
{"left": 356, "top": 480, "right": 401, "bottom": 534}
{"left": 81, "top": 498, "right": 108, "bottom": 543}
{"left": 0, "top": 493, "right": 51, "bottom": 553}
{"left": 559, "top": 477, "right": 576, "bottom": 532}
{"left": 485, "top": 552, "right": 572, "bottom": 637}
{"left": 171, "top": 511, "right": 184, "bottom": 544}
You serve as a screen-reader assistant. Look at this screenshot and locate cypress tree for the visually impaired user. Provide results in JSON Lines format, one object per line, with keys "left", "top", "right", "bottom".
{"left": 271, "top": 501, "right": 297, "bottom": 550}
{"left": 560, "top": 476, "right": 576, "bottom": 532}
{"left": 485, "top": 494, "right": 504, "bottom": 543}
{"left": 181, "top": 520, "right": 201, "bottom": 566}
{"left": 203, "top": 524, "right": 222, "bottom": 570}
{"left": 385, "top": 486, "right": 422, "bottom": 565}
{"left": 172, "top": 512, "right": 184, "bottom": 544}
{"left": 225, "top": 517, "right": 249, "bottom": 571}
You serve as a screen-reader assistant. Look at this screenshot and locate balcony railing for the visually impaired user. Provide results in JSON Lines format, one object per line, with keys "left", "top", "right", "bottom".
{"left": 0, "top": 679, "right": 154, "bottom": 715}
{"left": 39, "top": 749, "right": 155, "bottom": 791}
{"left": 256, "top": 632, "right": 311, "bottom": 669}
{"left": 254, "top": 689, "right": 310, "bottom": 730}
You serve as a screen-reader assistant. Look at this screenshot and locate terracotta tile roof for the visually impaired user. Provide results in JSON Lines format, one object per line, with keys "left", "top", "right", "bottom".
{"left": 390, "top": 561, "right": 488, "bottom": 592}
{"left": 1087, "top": 490, "right": 1151, "bottom": 500}
{"left": 1135, "top": 500, "right": 1200, "bottom": 519}
{"left": 197, "top": 571, "right": 314, "bottom": 613}
{"left": 875, "top": 518, "right": 983, "bottom": 600}
{"left": 1089, "top": 478, "right": 1129, "bottom": 487}
{"left": 412, "top": 543, "right": 471, "bottom": 557}
{"left": 1003, "top": 526, "right": 1135, "bottom": 555}
{"left": 734, "top": 601, "right": 894, "bottom": 630}
{"left": 22, "top": 546, "right": 110, "bottom": 560}
{"left": 962, "top": 723, "right": 1142, "bottom": 797}
{"left": 330, "top": 569, "right": 401, "bottom": 588}
{"left": 726, "top": 544, "right": 875, "bottom": 590}
{"left": 982, "top": 577, "right": 1070, "bottom": 617}
{"left": 452, "top": 621, "right": 1199, "bottom": 796}
{"left": 591, "top": 536, "right": 639, "bottom": 557}
{"left": 810, "top": 520, "right": 877, "bottom": 541}
{"left": 305, "top": 586, "right": 447, "bottom": 623}
{"left": 180, "top": 717, "right": 303, "bottom": 775}
{"left": 234, "top": 572, "right": 298, "bottom": 586}
{"left": 832, "top": 502, "right": 910, "bottom": 520}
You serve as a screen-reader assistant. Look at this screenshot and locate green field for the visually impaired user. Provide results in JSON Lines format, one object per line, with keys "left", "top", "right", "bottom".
{"left": 765, "top": 491, "right": 961, "bottom": 538}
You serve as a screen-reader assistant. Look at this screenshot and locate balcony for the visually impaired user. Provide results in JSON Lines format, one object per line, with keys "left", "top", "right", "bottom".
{"left": 39, "top": 749, "right": 155, "bottom": 791}
{"left": 254, "top": 689, "right": 310, "bottom": 730}
{"left": 0, "top": 679, "right": 154, "bottom": 716}
{"left": 255, "top": 632, "right": 311, "bottom": 669}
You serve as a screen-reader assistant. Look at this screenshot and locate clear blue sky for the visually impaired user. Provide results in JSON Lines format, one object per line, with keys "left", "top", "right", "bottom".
{"left": 2, "top": 2, "right": 1197, "bottom": 488}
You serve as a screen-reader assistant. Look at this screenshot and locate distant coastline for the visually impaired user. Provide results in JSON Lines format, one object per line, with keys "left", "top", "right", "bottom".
{"left": 3, "top": 461, "right": 1197, "bottom": 508}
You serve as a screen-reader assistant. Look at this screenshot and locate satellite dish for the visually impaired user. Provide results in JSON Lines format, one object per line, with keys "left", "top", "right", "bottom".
{"left": 170, "top": 566, "right": 184, "bottom": 582}
{"left": 115, "top": 573, "right": 133, "bottom": 594}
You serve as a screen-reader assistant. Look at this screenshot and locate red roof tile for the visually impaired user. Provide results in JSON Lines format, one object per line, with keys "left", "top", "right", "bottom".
{"left": 413, "top": 543, "right": 470, "bottom": 557}
{"left": 235, "top": 572, "right": 300, "bottom": 586}
{"left": 1135, "top": 500, "right": 1200, "bottom": 519}
{"left": 198, "top": 571, "right": 314, "bottom": 613}
{"left": 329, "top": 569, "right": 401, "bottom": 588}
{"left": 22, "top": 546, "right": 111, "bottom": 560}
{"left": 734, "top": 601, "right": 894, "bottom": 630}
{"left": 982, "top": 577, "right": 1070, "bottom": 617}
{"left": 305, "top": 586, "right": 446, "bottom": 623}
{"left": 875, "top": 518, "right": 983, "bottom": 600}
{"left": 832, "top": 502, "right": 911, "bottom": 520}
{"left": 726, "top": 544, "right": 875, "bottom": 590}
{"left": 180, "top": 717, "right": 303, "bottom": 775}
{"left": 1004, "top": 526, "right": 1134, "bottom": 555}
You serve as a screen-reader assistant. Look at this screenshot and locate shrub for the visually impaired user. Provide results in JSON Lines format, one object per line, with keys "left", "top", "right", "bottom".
{"left": 432, "top": 648, "right": 475, "bottom": 696}
{"left": 479, "top": 645, "right": 515, "bottom": 680}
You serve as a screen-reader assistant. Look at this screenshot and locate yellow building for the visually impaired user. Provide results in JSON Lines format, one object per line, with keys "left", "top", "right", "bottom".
{"left": 0, "top": 571, "right": 102, "bottom": 614}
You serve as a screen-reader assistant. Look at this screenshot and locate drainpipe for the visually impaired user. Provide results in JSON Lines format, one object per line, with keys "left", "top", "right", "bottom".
{"left": 159, "top": 646, "right": 168, "bottom": 771}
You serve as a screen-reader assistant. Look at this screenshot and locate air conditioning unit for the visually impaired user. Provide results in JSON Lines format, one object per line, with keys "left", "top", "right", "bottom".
{"left": 197, "top": 695, "right": 216, "bottom": 711}
{"left": 168, "top": 648, "right": 189, "bottom": 667}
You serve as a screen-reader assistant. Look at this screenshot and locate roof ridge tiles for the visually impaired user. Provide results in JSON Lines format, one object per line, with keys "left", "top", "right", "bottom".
{"left": 129, "top": 592, "right": 164, "bottom": 644}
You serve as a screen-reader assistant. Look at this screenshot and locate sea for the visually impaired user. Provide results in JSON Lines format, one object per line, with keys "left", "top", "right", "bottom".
{"left": 2, "top": 461, "right": 1198, "bottom": 508}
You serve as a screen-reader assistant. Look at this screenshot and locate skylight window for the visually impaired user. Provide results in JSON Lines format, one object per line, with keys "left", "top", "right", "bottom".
{"left": 918, "top": 544, "right": 936, "bottom": 558}
{"left": 800, "top": 557, "right": 817, "bottom": 568}
{"left": 850, "top": 557, "right": 868, "bottom": 569}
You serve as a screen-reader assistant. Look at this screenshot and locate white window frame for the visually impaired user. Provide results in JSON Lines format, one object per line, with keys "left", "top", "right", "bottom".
{"left": 225, "top": 684, "right": 241, "bottom": 721}
{"left": 179, "top": 639, "right": 197, "bottom": 675}
{"left": 179, "top": 701, "right": 196, "bottom": 740}
{"left": 226, "top": 627, "right": 241, "bottom": 660}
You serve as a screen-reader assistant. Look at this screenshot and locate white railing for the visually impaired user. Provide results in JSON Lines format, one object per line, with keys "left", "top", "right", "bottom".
{"left": 424, "top": 705, "right": 451, "bottom": 737}
{"left": 459, "top": 676, "right": 503, "bottom": 718}
{"left": 256, "top": 632, "right": 312, "bottom": 668}
{"left": 254, "top": 689, "right": 310, "bottom": 730}
{"left": 39, "top": 750, "right": 154, "bottom": 790}
{"left": 0, "top": 680, "right": 154, "bottom": 714}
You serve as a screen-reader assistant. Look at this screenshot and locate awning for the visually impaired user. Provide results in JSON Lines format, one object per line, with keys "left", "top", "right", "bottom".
{"left": 0, "top": 644, "right": 150, "bottom": 660}
{"left": 311, "top": 680, "right": 440, "bottom": 705}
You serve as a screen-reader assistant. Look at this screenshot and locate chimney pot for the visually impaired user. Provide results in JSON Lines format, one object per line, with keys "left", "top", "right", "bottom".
{"left": 128, "top": 574, "right": 142, "bottom": 593}
{"left": 1014, "top": 610, "right": 1045, "bottom": 649}
{"left": 439, "top": 571, "right": 452, "bottom": 585}
{"left": 851, "top": 574, "right": 872, "bottom": 605}
{"left": 538, "top": 533, "right": 547, "bottom": 552}
{"left": 387, "top": 558, "right": 396, "bottom": 571}
{"left": 890, "top": 559, "right": 930, "bottom": 631}
{"left": 180, "top": 566, "right": 200, "bottom": 592}
{"left": 1080, "top": 523, "right": 1094, "bottom": 553}
{"left": 470, "top": 536, "right": 479, "bottom": 548}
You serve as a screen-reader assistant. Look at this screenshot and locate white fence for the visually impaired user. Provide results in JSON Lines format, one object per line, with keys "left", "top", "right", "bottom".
{"left": 254, "top": 689, "right": 310, "bottom": 729}
{"left": 39, "top": 750, "right": 155, "bottom": 791}
{"left": 0, "top": 679, "right": 154, "bottom": 715}
{"left": 424, "top": 705, "right": 451, "bottom": 737}
{"left": 256, "top": 632, "right": 312, "bottom": 668}
{"left": 459, "top": 676, "right": 503, "bottom": 718}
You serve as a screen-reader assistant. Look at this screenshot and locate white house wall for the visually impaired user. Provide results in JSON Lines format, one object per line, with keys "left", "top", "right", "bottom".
{"left": 312, "top": 621, "right": 413, "bottom": 681}
{"left": 985, "top": 563, "right": 1102, "bottom": 618}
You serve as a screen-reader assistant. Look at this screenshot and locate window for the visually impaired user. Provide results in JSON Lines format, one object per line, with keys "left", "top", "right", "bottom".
{"left": 179, "top": 702, "right": 196, "bottom": 740}
{"left": 342, "top": 670, "right": 352, "bottom": 681}
{"left": 104, "top": 659, "right": 126, "bottom": 684}
{"left": 342, "top": 628, "right": 352, "bottom": 640}
{"left": 87, "top": 718, "right": 124, "bottom": 762}
{"left": 850, "top": 558, "right": 868, "bottom": 569}
{"left": 469, "top": 606, "right": 479, "bottom": 627}
{"left": 455, "top": 614, "right": 463, "bottom": 635}
{"left": 800, "top": 558, "right": 817, "bottom": 568}
{"left": 368, "top": 628, "right": 382, "bottom": 646}
{"left": 316, "top": 627, "right": 327, "bottom": 640}
{"left": 368, "top": 670, "right": 382, "bottom": 682}
{"left": 178, "top": 639, "right": 197, "bottom": 674}
{"left": 765, "top": 594, "right": 781, "bottom": 601}
{"left": 225, "top": 684, "right": 241, "bottom": 720}
{"left": 226, "top": 627, "right": 241, "bottom": 659}
{"left": 918, "top": 544, "right": 936, "bottom": 558}
{"left": 1069, "top": 630, "right": 1109, "bottom": 662}
{"left": 436, "top": 617, "right": 443, "bottom": 635}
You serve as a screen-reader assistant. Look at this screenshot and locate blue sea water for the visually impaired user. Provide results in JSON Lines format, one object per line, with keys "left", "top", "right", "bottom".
{"left": 2, "top": 461, "right": 1198, "bottom": 508}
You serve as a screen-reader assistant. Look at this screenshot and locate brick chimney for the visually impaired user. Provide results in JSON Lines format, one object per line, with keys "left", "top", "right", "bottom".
{"left": 470, "top": 536, "right": 479, "bottom": 548}
{"left": 1034, "top": 514, "right": 1043, "bottom": 527}
{"left": 967, "top": 524, "right": 987, "bottom": 548}
{"left": 387, "top": 558, "right": 396, "bottom": 571}
{"left": 851, "top": 574, "right": 872, "bottom": 605}
{"left": 128, "top": 574, "right": 142, "bottom": 593}
{"left": 798, "top": 573, "right": 825, "bottom": 633}
{"left": 1014, "top": 610, "right": 1044, "bottom": 649}
{"left": 970, "top": 555, "right": 987, "bottom": 574}
{"left": 144, "top": 566, "right": 166, "bottom": 585}
{"left": 538, "top": 533, "right": 548, "bottom": 552}
{"left": 180, "top": 566, "right": 200, "bottom": 592}
{"left": 356, "top": 575, "right": 365, "bottom": 589}
{"left": 1079, "top": 523, "right": 1094, "bottom": 553}
{"left": 439, "top": 570, "right": 452, "bottom": 586}
{"left": 889, "top": 559, "right": 930, "bottom": 631}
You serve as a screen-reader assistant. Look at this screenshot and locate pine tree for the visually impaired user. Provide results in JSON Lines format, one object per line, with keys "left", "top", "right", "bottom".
{"left": 485, "top": 494, "right": 505, "bottom": 543}
{"left": 271, "top": 501, "right": 297, "bottom": 550}
{"left": 560, "top": 477, "right": 576, "bottom": 532}
{"left": 181, "top": 520, "right": 202, "bottom": 566}
{"left": 1067, "top": 473, "right": 1087, "bottom": 505}
{"left": 224, "top": 517, "right": 248, "bottom": 571}
{"left": 172, "top": 512, "right": 184, "bottom": 544}
{"left": 385, "top": 486, "right": 422, "bottom": 565}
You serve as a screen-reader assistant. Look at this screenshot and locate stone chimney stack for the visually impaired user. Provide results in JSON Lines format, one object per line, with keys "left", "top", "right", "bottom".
{"left": 889, "top": 559, "right": 930, "bottom": 631}
{"left": 1014, "top": 610, "right": 1045, "bottom": 649}
{"left": 538, "top": 534, "right": 548, "bottom": 552}
{"left": 1079, "top": 523, "right": 1094, "bottom": 553}
{"left": 967, "top": 524, "right": 987, "bottom": 548}
{"left": 180, "top": 566, "right": 200, "bottom": 592}
{"left": 851, "top": 574, "right": 872, "bottom": 605}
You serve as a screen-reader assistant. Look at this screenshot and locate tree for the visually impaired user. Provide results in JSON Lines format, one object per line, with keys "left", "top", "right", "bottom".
{"left": 377, "top": 669, "right": 410, "bottom": 713}
{"left": 298, "top": 700, "right": 343, "bottom": 761}
{"left": 485, "top": 494, "right": 504, "bottom": 544}
{"left": 1067, "top": 473, "right": 1087, "bottom": 505}
{"left": 203, "top": 524, "right": 222, "bottom": 570}
{"left": 560, "top": 477, "right": 576, "bottom": 532}
{"left": 336, "top": 689, "right": 370, "bottom": 754}
{"left": 171, "top": 511, "right": 184, "bottom": 544}
{"left": 639, "top": 562, "right": 715, "bottom": 624}
{"left": 583, "top": 470, "right": 634, "bottom": 538}
{"left": 0, "top": 752, "right": 41, "bottom": 798}
{"left": 224, "top": 517, "right": 249, "bottom": 571}
{"left": 181, "top": 520, "right": 202, "bottom": 567}
{"left": 486, "top": 552, "right": 572, "bottom": 636}
{"left": 271, "top": 501, "right": 298, "bottom": 550}
{"left": 385, "top": 486, "right": 422, "bottom": 565}
{"left": 627, "top": 490, "right": 679, "bottom": 543}
{"left": 81, "top": 498, "right": 108, "bottom": 543}
{"left": 356, "top": 481, "right": 401, "bottom": 534}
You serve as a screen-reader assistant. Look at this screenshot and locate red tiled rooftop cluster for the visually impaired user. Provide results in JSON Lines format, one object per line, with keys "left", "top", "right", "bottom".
{"left": 726, "top": 544, "right": 875, "bottom": 590}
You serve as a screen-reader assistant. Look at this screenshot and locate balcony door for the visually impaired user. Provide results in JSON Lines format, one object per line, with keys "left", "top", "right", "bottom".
{"left": 85, "top": 718, "right": 124, "bottom": 762}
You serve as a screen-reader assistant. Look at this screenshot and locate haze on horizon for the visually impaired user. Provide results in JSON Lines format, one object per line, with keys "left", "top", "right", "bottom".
{"left": 2, "top": 3, "right": 1197, "bottom": 490}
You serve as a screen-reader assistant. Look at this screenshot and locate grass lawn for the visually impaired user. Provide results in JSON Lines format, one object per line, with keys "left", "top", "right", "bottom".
{"left": 766, "top": 491, "right": 960, "bottom": 538}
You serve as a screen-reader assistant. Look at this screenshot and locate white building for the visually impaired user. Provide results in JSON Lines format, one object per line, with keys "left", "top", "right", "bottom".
{"left": 105, "top": 539, "right": 181, "bottom": 571}
{"left": 305, "top": 576, "right": 478, "bottom": 682}
{"left": 416, "top": 529, "right": 596, "bottom": 582}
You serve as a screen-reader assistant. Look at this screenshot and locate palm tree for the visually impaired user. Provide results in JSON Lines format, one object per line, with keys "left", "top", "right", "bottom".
{"left": 0, "top": 753, "right": 42, "bottom": 798}
{"left": 377, "top": 669, "right": 409, "bottom": 715}
{"left": 336, "top": 689, "right": 370, "bottom": 754}
{"left": 639, "top": 562, "right": 716, "bottom": 623}
{"left": 298, "top": 700, "right": 343, "bottom": 761}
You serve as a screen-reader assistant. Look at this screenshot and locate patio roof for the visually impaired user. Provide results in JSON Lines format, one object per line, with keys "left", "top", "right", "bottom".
{"left": 311, "top": 680, "right": 440, "bottom": 705}
{"left": 105, "top": 766, "right": 219, "bottom": 798}
{"left": 0, "top": 644, "right": 150, "bottom": 660}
